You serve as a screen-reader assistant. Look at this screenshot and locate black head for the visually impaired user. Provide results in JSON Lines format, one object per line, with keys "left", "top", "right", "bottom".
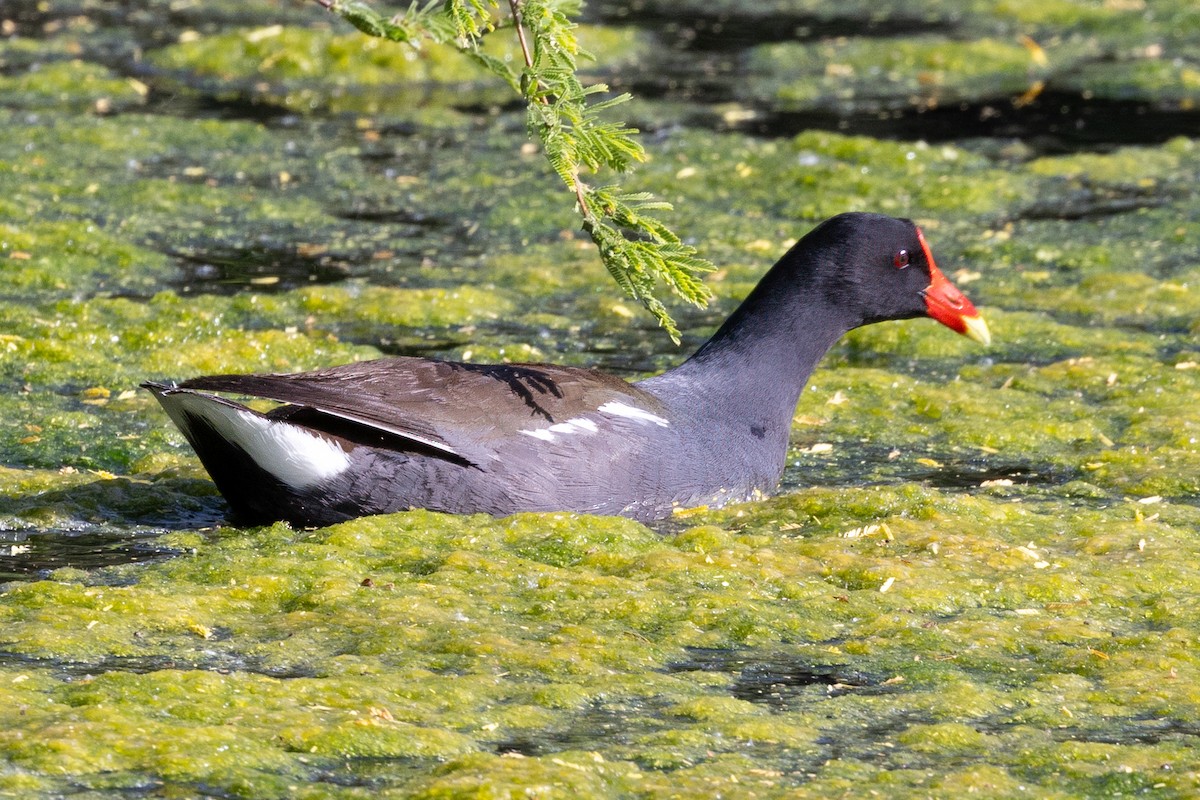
{"left": 688, "top": 213, "right": 988, "bottom": 370}
{"left": 766, "top": 212, "right": 989, "bottom": 340}
{"left": 785, "top": 213, "right": 932, "bottom": 325}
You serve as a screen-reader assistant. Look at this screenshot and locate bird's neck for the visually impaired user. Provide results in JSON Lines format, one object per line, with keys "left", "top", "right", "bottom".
{"left": 641, "top": 290, "right": 855, "bottom": 428}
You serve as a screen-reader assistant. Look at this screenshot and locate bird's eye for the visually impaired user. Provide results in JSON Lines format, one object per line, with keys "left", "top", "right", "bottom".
{"left": 894, "top": 249, "right": 910, "bottom": 269}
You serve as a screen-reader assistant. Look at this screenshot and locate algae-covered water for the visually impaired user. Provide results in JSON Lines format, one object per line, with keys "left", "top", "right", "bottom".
{"left": 2, "top": 0, "right": 1199, "bottom": 797}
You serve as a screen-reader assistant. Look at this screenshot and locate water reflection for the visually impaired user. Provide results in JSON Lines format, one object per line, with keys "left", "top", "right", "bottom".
{"left": 1, "top": 526, "right": 183, "bottom": 582}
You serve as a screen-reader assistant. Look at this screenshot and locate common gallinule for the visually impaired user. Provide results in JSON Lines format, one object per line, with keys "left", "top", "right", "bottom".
{"left": 144, "top": 212, "right": 989, "bottom": 526}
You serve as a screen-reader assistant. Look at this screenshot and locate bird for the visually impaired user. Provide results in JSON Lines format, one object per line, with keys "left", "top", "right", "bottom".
{"left": 144, "top": 212, "right": 990, "bottom": 527}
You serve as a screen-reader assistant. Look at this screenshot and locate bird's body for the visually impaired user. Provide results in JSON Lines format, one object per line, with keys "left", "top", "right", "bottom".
{"left": 145, "top": 213, "right": 989, "bottom": 526}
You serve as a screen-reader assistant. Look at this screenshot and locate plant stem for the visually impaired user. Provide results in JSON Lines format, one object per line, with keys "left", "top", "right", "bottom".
{"left": 508, "top": 0, "right": 533, "bottom": 67}
{"left": 507, "top": 0, "right": 592, "bottom": 219}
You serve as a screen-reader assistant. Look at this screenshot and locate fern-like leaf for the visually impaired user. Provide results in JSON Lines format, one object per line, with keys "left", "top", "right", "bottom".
{"left": 316, "top": 0, "right": 716, "bottom": 338}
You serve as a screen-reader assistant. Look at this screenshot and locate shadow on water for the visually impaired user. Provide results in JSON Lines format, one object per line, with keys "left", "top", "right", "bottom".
{"left": 0, "top": 648, "right": 322, "bottom": 681}
{"left": 154, "top": 230, "right": 487, "bottom": 298}
{"left": 0, "top": 528, "right": 184, "bottom": 582}
{"left": 782, "top": 437, "right": 1075, "bottom": 495}
{"left": 1015, "top": 181, "right": 1181, "bottom": 222}
{"left": 914, "top": 462, "right": 1074, "bottom": 490}
{"left": 598, "top": 8, "right": 949, "bottom": 50}
{"left": 667, "top": 647, "right": 892, "bottom": 707}
{"left": 742, "top": 91, "right": 1200, "bottom": 155}
{"left": 666, "top": 648, "right": 1200, "bottom": 751}
{"left": 0, "top": 477, "right": 226, "bottom": 581}
{"left": 492, "top": 703, "right": 646, "bottom": 758}
{"left": 165, "top": 242, "right": 354, "bottom": 294}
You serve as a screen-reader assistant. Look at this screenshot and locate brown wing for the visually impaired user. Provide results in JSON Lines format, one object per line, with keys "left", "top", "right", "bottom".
{"left": 178, "top": 356, "right": 662, "bottom": 465}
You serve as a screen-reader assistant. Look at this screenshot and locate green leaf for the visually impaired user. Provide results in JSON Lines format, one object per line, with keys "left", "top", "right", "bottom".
{"left": 329, "top": 0, "right": 418, "bottom": 41}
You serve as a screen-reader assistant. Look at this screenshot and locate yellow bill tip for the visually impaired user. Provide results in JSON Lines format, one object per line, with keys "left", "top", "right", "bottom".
{"left": 962, "top": 314, "right": 991, "bottom": 347}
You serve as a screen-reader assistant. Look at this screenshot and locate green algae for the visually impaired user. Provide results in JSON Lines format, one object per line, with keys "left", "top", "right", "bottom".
{"left": 1070, "top": 58, "right": 1200, "bottom": 105}
{"left": 3, "top": 501, "right": 1200, "bottom": 796}
{"left": 750, "top": 35, "right": 1059, "bottom": 112}
{"left": 3, "top": 100, "right": 1199, "bottom": 791}
{"left": 3, "top": 0, "right": 1200, "bottom": 797}
{"left": 149, "top": 25, "right": 488, "bottom": 114}
{"left": 0, "top": 59, "right": 146, "bottom": 114}
{"left": 148, "top": 23, "right": 651, "bottom": 115}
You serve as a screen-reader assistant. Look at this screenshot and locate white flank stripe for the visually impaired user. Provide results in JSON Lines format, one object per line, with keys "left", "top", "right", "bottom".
{"left": 598, "top": 401, "right": 669, "bottom": 427}
{"left": 521, "top": 416, "right": 600, "bottom": 442}
{"left": 549, "top": 417, "right": 599, "bottom": 435}
{"left": 164, "top": 392, "right": 351, "bottom": 488}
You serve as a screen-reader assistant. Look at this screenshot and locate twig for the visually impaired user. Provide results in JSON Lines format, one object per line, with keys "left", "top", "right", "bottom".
{"left": 507, "top": 0, "right": 592, "bottom": 219}
{"left": 508, "top": 0, "right": 533, "bottom": 67}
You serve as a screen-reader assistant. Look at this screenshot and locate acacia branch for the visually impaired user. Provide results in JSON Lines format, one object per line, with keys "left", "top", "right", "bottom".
{"left": 507, "top": 0, "right": 592, "bottom": 220}
{"left": 314, "top": 0, "right": 714, "bottom": 340}
{"left": 508, "top": 0, "right": 533, "bottom": 67}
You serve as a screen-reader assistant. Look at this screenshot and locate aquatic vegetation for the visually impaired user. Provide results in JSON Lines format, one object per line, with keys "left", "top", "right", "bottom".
{"left": 1, "top": 0, "right": 1199, "bottom": 795}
